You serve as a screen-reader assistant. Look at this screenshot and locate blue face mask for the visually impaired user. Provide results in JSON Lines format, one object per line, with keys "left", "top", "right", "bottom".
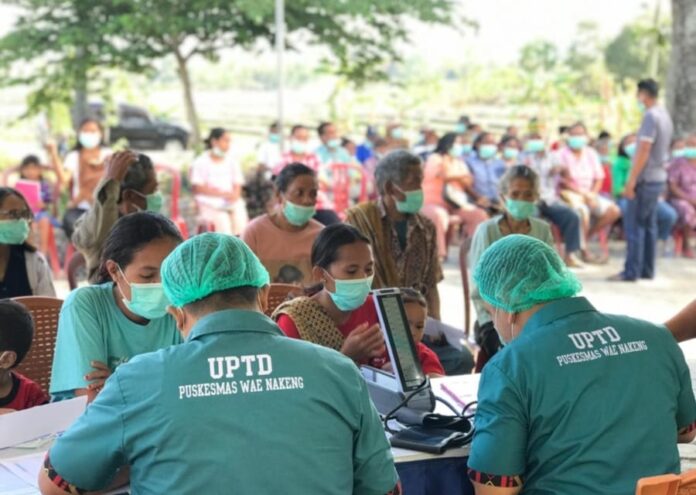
{"left": 118, "top": 266, "right": 170, "bottom": 320}
{"left": 461, "top": 144, "right": 473, "bottom": 154}
{"left": 269, "top": 133, "right": 281, "bottom": 144}
{"left": 637, "top": 100, "right": 646, "bottom": 114}
{"left": 684, "top": 147, "right": 696, "bottom": 159}
{"left": 327, "top": 138, "right": 341, "bottom": 149}
{"left": 673, "top": 149, "right": 687, "bottom": 159}
{"left": 454, "top": 123, "right": 467, "bottom": 134}
{"left": 450, "top": 144, "right": 464, "bottom": 157}
{"left": 283, "top": 200, "right": 316, "bottom": 227}
{"left": 525, "top": 139, "right": 545, "bottom": 153}
{"left": 0, "top": 219, "right": 30, "bottom": 245}
{"left": 326, "top": 272, "right": 374, "bottom": 311}
{"left": 567, "top": 136, "right": 587, "bottom": 150}
{"left": 395, "top": 188, "right": 424, "bottom": 214}
{"left": 624, "top": 143, "right": 637, "bottom": 158}
{"left": 478, "top": 144, "right": 498, "bottom": 160}
{"left": 505, "top": 198, "right": 536, "bottom": 221}
{"left": 503, "top": 147, "right": 519, "bottom": 160}
{"left": 290, "top": 140, "right": 307, "bottom": 154}
{"left": 391, "top": 128, "right": 404, "bottom": 140}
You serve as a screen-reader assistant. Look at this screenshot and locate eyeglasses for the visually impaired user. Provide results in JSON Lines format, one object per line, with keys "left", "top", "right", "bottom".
{"left": 0, "top": 209, "right": 33, "bottom": 220}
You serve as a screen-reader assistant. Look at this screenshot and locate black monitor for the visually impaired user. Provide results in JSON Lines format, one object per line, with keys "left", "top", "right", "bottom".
{"left": 372, "top": 289, "right": 426, "bottom": 393}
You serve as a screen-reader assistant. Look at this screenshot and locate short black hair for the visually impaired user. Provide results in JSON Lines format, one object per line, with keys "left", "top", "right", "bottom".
{"left": 0, "top": 187, "right": 36, "bottom": 253}
{"left": 96, "top": 212, "right": 183, "bottom": 284}
{"left": 434, "top": 132, "right": 458, "bottom": 155}
{"left": 500, "top": 135, "right": 520, "bottom": 147}
{"left": 274, "top": 163, "right": 315, "bottom": 193}
{"left": 290, "top": 124, "right": 305, "bottom": 135}
{"left": 204, "top": 128, "right": 227, "bottom": 149}
{"left": 317, "top": 122, "right": 333, "bottom": 137}
{"left": 20, "top": 155, "right": 41, "bottom": 169}
{"left": 400, "top": 287, "right": 427, "bottom": 308}
{"left": 638, "top": 78, "right": 659, "bottom": 98}
{"left": 0, "top": 300, "right": 34, "bottom": 368}
{"left": 598, "top": 130, "right": 611, "bottom": 140}
{"left": 311, "top": 223, "right": 370, "bottom": 270}
{"left": 185, "top": 286, "right": 260, "bottom": 316}
{"left": 120, "top": 153, "right": 155, "bottom": 202}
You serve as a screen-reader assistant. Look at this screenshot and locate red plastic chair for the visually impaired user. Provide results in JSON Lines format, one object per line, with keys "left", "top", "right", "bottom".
{"left": 155, "top": 163, "right": 189, "bottom": 239}
{"left": 328, "top": 163, "right": 368, "bottom": 220}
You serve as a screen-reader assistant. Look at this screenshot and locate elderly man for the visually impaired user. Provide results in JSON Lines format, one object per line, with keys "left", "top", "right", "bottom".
{"left": 39, "top": 234, "right": 400, "bottom": 495}
{"left": 468, "top": 235, "right": 696, "bottom": 495}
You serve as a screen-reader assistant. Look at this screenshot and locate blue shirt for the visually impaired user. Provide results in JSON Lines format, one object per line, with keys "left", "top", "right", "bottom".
{"left": 316, "top": 144, "right": 353, "bottom": 165}
{"left": 466, "top": 153, "right": 507, "bottom": 201}
{"left": 469, "top": 297, "right": 696, "bottom": 495}
{"left": 49, "top": 310, "right": 398, "bottom": 494}
{"left": 356, "top": 143, "right": 373, "bottom": 164}
{"left": 50, "top": 283, "right": 182, "bottom": 398}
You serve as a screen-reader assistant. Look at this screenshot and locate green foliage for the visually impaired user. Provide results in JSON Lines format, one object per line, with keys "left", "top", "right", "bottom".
{"left": 604, "top": 18, "right": 670, "bottom": 85}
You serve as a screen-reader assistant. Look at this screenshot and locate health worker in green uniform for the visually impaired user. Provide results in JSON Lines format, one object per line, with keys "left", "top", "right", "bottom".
{"left": 40, "top": 233, "right": 400, "bottom": 495}
{"left": 467, "top": 235, "right": 696, "bottom": 495}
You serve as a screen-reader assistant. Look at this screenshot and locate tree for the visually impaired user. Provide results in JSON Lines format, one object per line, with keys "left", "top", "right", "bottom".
{"left": 667, "top": 0, "right": 696, "bottom": 135}
{"left": 518, "top": 40, "right": 558, "bottom": 73}
{"left": 0, "top": 0, "right": 455, "bottom": 147}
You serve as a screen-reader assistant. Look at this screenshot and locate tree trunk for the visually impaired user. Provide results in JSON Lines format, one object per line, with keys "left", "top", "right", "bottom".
{"left": 173, "top": 48, "right": 201, "bottom": 149}
{"left": 668, "top": 0, "right": 696, "bottom": 135}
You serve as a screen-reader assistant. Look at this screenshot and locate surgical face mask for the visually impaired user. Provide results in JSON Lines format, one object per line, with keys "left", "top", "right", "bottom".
{"left": 600, "top": 154, "right": 611, "bottom": 163}
{"left": 118, "top": 266, "right": 170, "bottom": 320}
{"left": 390, "top": 128, "right": 404, "bottom": 140}
{"left": 684, "top": 147, "right": 696, "bottom": 160}
{"left": 326, "top": 272, "right": 374, "bottom": 311}
{"left": 131, "top": 191, "right": 163, "bottom": 213}
{"left": 212, "top": 146, "right": 226, "bottom": 158}
{"left": 478, "top": 144, "right": 498, "bottom": 160}
{"left": 454, "top": 123, "right": 467, "bottom": 134}
{"left": 290, "top": 139, "right": 307, "bottom": 155}
{"left": 624, "top": 143, "right": 637, "bottom": 158}
{"left": 673, "top": 149, "right": 687, "bottom": 159}
{"left": 327, "top": 138, "right": 341, "bottom": 149}
{"left": 525, "top": 139, "right": 545, "bottom": 153}
{"left": 567, "top": 136, "right": 587, "bottom": 150}
{"left": 450, "top": 144, "right": 464, "bottom": 157}
{"left": 637, "top": 100, "right": 646, "bottom": 113}
{"left": 461, "top": 144, "right": 473, "bottom": 154}
{"left": 283, "top": 200, "right": 316, "bottom": 227}
{"left": 503, "top": 147, "right": 519, "bottom": 160}
{"left": 395, "top": 188, "right": 424, "bottom": 214}
{"left": 269, "top": 133, "right": 281, "bottom": 144}
{"left": 506, "top": 198, "right": 536, "bottom": 221}
{"left": 78, "top": 131, "right": 101, "bottom": 150}
{"left": 0, "top": 219, "right": 30, "bottom": 245}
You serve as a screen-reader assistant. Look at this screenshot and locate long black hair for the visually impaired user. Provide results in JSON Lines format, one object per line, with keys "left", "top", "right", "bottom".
{"left": 0, "top": 187, "right": 36, "bottom": 252}
{"left": 434, "top": 132, "right": 458, "bottom": 155}
{"left": 274, "top": 163, "right": 316, "bottom": 194}
{"left": 204, "top": 128, "right": 227, "bottom": 150}
{"left": 473, "top": 132, "right": 493, "bottom": 152}
{"left": 96, "top": 212, "right": 183, "bottom": 284}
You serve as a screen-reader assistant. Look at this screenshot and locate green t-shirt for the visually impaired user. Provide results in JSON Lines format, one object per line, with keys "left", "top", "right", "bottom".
{"left": 49, "top": 310, "right": 398, "bottom": 494}
{"left": 469, "top": 297, "right": 696, "bottom": 495}
{"left": 612, "top": 155, "right": 632, "bottom": 197}
{"left": 50, "top": 283, "right": 182, "bottom": 397}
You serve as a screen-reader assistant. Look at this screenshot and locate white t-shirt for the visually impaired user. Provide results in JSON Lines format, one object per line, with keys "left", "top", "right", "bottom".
{"left": 190, "top": 152, "right": 246, "bottom": 209}
{"left": 64, "top": 148, "right": 112, "bottom": 209}
{"left": 257, "top": 141, "right": 282, "bottom": 170}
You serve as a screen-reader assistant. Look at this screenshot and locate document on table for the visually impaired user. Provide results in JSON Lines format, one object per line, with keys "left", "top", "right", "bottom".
{"left": 0, "top": 397, "right": 87, "bottom": 449}
{"left": 431, "top": 374, "right": 480, "bottom": 414}
{"left": 0, "top": 452, "right": 42, "bottom": 494}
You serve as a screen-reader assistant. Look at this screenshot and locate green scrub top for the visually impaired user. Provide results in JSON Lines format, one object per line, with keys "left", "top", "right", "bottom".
{"left": 50, "top": 283, "right": 182, "bottom": 397}
{"left": 48, "top": 310, "right": 398, "bottom": 494}
{"left": 469, "top": 297, "right": 696, "bottom": 495}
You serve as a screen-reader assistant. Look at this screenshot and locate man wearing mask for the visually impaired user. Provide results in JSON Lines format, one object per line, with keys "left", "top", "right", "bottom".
{"left": 72, "top": 150, "right": 162, "bottom": 283}
{"left": 256, "top": 121, "right": 282, "bottom": 172}
{"left": 315, "top": 121, "right": 352, "bottom": 166}
{"left": 611, "top": 79, "right": 674, "bottom": 281}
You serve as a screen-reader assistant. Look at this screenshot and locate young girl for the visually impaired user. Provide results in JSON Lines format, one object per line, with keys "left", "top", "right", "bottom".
{"left": 0, "top": 300, "right": 49, "bottom": 414}
{"left": 50, "top": 212, "right": 183, "bottom": 401}
{"left": 0, "top": 187, "right": 55, "bottom": 298}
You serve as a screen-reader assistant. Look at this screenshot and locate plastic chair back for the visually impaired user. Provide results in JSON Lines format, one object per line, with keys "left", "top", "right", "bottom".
{"left": 155, "top": 163, "right": 189, "bottom": 239}
{"left": 329, "top": 163, "right": 368, "bottom": 219}
{"left": 11, "top": 296, "right": 63, "bottom": 394}
{"left": 636, "top": 474, "right": 680, "bottom": 495}
{"left": 266, "top": 283, "right": 300, "bottom": 317}
{"left": 458, "top": 238, "right": 472, "bottom": 338}
{"left": 679, "top": 469, "right": 696, "bottom": 494}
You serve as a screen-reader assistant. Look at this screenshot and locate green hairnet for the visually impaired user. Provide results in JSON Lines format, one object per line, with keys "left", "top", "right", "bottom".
{"left": 473, "top": 234, "right": 581, "bottom": 313}
{"left": 161, "top": 233, "right": 270, "bottom": 307}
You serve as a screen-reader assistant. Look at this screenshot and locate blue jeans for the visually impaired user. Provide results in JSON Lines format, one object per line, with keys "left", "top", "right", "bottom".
{"left": 622, "top": 182, "right": 664, "bottom": 280}
{"left": 538, "top": 201, "right": 582, "bottom": 253}
{"left": 618, "top": 198, "right": 677, "bottom": 242}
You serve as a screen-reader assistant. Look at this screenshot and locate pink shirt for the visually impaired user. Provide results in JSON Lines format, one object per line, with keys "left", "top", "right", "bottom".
{"left": 423, "top": 154, "right": 470, "bottom": 208}
{"left": 555, "top": 147, "right": 605, "bottom": 193}
{"left": 241, "top": 214, "right": 324, "bottom": 285}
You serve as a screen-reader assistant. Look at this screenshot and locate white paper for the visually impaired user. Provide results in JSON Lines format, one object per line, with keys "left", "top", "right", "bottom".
{"left": 0, "top": 463, "right": 39, "bottom": 494}
{"left": 424, "top": 318, "right": 466, "bottom": 351}
{"left": 431, "top": 374, "right": 480, "bottom": 414}
{"left": 1, "top": 452, "right": 43, "bottom": 487}
{"left": 0, "top": 397, "right": 87, "bottom": 449}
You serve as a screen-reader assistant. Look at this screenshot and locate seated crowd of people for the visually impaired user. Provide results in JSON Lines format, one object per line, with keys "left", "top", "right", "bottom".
{"left": 1, "top": 93, "right": 696, "bottom": 494}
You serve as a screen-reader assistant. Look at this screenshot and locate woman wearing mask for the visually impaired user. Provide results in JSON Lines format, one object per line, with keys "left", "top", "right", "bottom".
{"left": 242, "top": 163, "right": 324, "bottom": 285}
{"left": 190, "top": 128, "right": 248, "bottom": 235}
{"left": 669, "top": 134, "right": 696, "bottom": 258}
{"left": 465, "top": 132, "right": 507, "bottom": 214}
{"left": 422, "top": 132, "right": 488, "bottom": 259}
{"left": 500, "top": 135, "right": 522, "bottom": 168}
{"left": 72, "top": 150, "right": 163, "bottom": 283}
{"left": 50, "top": 212, "right": 183, "bottom": 402}
{"left": 0, "top": 187, "right": 55, "bottom": 297}
{"left": 58, "top": 119, "right": 112, "bottom": 239}
{"left": 468, "top": 165, "right": 553, "bottom": 370}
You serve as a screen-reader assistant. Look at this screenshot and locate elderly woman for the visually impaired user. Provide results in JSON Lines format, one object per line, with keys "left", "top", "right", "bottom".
{"left": 468, "top": 235, "right": 696, "bottom": 495}
{"left": 469, "top": 165, "right": 553, "bottom": 370}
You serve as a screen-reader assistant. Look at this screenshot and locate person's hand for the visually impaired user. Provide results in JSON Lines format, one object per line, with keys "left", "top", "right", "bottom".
{"left": 623, "top": 179, "right": 636, "bottom": 200}
{"left": 340, "top": 323, "right": 385, "bottom": 362}
{"left": 585, "top": 193, "right": 598, "bottom": 209}
{"left": 476, "top": 196, "right": 491, "bottom": 208}
{"left": 104, "top": 151, "right": 138, "bottom": 182}
{"left": 44, "top": 139, "right": 58, "bottom": 154}
{"left": 381, "top": 361, "right": 394, "bottom": 373}
{"left": 84, "top": 360, "right": 111, "bottom": 394}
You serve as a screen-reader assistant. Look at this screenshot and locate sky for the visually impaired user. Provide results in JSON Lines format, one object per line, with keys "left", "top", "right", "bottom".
{"left": 0, "top": 0, "right": 669, "bottom": 68}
